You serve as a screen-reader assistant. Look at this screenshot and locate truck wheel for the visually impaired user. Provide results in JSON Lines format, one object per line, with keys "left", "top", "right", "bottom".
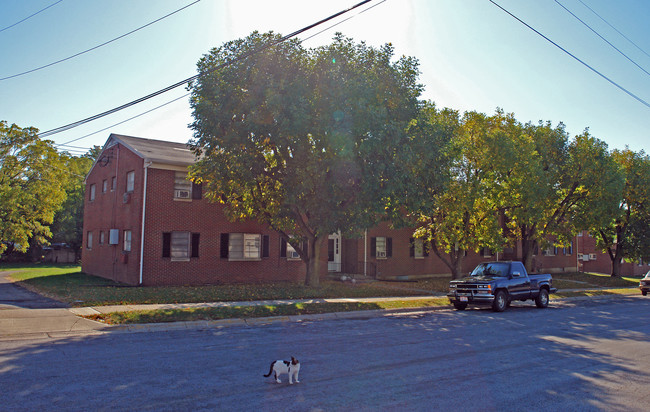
{"left": 453, "top": 302, "right": 467, "bottom": 311}
{"left": 535, "top": 288, "right": 549, "bottom": 308}
{"left": 642, "top": 290, "right": 647, "bottom": 296}
{"left": 492, "top": 291, "right": 507, "bottom": 312}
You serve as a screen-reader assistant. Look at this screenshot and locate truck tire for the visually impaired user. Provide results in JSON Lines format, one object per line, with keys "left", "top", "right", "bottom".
{"left": 535, "top": 288, "right": 549, "bottom": 308}
{"left": 642, "top": 290, "right": 647, "bottom": 296}
{"left": 453, "top": 302, "right": 467, "bottom": 311}
{"left": 492, "top": 290, "right": 508, "bottom": 312}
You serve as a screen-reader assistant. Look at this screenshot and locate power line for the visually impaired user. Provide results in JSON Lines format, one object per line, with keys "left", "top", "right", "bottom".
{"left": 53, "top": 0, "right": 385, "bottom": 147}
{"left": 0, "top": 0, "right": 202, "bottom": 81}
{"left": 38, "top": 0, "right": 376, "bottom": 139}
{"left": 54, "top": 92, "right": 189, "bottom": 147}
{"left": 554, "top": 0, "right": 650, "bottom": 78}
{"left": 576, "top": 0, "right": 650, "bottom": 60}
{"left": 0, "top": 0, "right": 63, "bottom": 33}
{"left": 487, "top": 0, "right": 650, "bottom": 109}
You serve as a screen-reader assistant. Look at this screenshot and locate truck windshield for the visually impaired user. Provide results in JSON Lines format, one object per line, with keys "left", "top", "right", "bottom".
{"left": 470, "top": 262, "right": 510, "bottom": 277}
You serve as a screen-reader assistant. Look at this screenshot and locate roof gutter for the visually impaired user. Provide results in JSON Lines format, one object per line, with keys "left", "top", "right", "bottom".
{"left": 139, "top": 161, "right": 151, "bottom": 285}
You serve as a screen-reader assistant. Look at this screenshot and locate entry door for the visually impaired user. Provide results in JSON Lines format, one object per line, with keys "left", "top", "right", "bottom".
{"left": 328, "top": 233, "right": 341, "bottom": 272}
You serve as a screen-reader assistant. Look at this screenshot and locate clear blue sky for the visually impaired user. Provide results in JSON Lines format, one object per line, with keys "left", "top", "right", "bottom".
{"left": 1, "top": 0, "right": 649, "bottom": 156}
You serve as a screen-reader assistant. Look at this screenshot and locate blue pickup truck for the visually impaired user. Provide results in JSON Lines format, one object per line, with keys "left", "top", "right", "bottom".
{"left": 448, "top": 261, "right": 557, "bottom": 312}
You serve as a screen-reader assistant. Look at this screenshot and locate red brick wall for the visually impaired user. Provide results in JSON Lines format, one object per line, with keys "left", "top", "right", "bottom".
{"left": 140, "top": 167, "right": 309, "bottom": 286}
{"left": 83, "top": 143, "right": 649, "bottom": 286}
{"left": 81, "top": 144, "right": 144, "bottom": 285}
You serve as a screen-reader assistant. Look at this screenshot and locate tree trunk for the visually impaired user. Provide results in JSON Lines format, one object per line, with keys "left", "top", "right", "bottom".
{"left": 304, "top": 236, "right": 325, "bottom": 287}
{"left": 520, "top": 225, "right": 537, "bottom": 273}
{"left": 611, "top": 256, "right": 622, "bottom": 277}
{"left": 450, "top": 252, "right": 465, "bottom": 280}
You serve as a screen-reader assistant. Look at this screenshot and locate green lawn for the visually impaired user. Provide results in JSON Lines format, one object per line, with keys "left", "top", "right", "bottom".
{"left": 3, "top": 264, "right": 436, "bottom": 307}
{"left": 3, "top": 264, "right": 641, "bottom": 325}
{"left": 88, "top": 298, "right": 450, "bottom": 325}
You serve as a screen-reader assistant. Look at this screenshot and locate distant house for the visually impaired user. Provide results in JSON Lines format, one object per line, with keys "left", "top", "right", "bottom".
{"left": 81, "top": 134, "right": 648, "bottom": 286}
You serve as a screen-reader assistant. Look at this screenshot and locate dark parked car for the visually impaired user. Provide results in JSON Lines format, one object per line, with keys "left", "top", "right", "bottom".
{"left": 448, "top": 261, "right": 557, "bottom": 312}
{"left": 640, "top": 271, "right": 650, "bottom": 296}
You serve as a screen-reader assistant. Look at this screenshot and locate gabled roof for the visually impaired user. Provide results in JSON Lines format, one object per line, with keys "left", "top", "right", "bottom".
{"left": 85, "top": 134, "right": 198, "bottom": 181}
{"left": 106, "top": 134, "right": 197, "bottom": 166}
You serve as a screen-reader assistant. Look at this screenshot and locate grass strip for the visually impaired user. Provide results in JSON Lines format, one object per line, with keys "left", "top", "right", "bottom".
{"left": 553, "top": 288, "right": 640, "bottom": 298}
{"left": 86, "top": 298, "right": 450, "bottom": 324}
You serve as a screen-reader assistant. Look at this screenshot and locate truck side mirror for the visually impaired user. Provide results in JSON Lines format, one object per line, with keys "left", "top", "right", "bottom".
{"left": 511, "top": 271, "right": 521, "bottom": 277}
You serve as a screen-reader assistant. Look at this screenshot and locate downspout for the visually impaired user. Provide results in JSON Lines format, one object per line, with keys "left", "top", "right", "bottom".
{"left": 364, "top": 229, "right": 367, "bottom": 277}
{"left": 139, "top": 161, "right": 151, "bottom": 285}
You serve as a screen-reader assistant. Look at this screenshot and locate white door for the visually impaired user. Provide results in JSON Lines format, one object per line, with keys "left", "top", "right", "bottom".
{"left": 328, "top": 233, "right": 341, "bottom": 272}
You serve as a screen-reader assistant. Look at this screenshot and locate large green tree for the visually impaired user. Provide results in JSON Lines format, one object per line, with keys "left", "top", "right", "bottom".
{"left": 590, "top": 149, "right": 650, "bottom": 276}
{"left": 496, "top": 120, "right": 621, "bottom": 272}
{"left": 189, "top": 32, "right": 422, "bottom": 286}
{"left": 0, "top": 121, "right": 68, "bottom": 256}
{"left": 401, "top": 106, "right": 504, "bottom": 279}
{"left": 49, "top": 149, "right": 96, "bottom": 260}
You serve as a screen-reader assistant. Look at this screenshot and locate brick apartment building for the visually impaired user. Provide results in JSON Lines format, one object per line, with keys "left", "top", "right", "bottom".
{"left": 81, "top": 134, "right": 649, "bottom": 286}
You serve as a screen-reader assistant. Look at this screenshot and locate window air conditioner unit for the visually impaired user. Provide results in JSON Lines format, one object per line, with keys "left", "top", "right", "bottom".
{"left": 175, "top": 190, "right": 190, "bottom": 199}
{"left": 377, "top": 251, "right": 387, "bottom": 258}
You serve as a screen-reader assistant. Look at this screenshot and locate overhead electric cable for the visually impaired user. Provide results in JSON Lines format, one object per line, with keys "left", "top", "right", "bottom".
{"left": 488, "top": 0, "right": 650, "bottom": 109}
{"left": 576, "top": 0, "right": 650, "bottom": 60}
{"left": 302, "top": 0, "right": 386, "bottom": 42}
{"left": 54, "top": 93, "right": 189, "bottom": 147}
{"left": 38, "top": 0, "right": 376, "bottom": 138}
{"left": 554, "top": 0, "right": 650, "bottom": 78}
{"left": 0, "top": 0, "right": 202, "bottom": 81}
{"left": 0, "top": 0, "right": 63, "bottom": 33}
{"left": 53, "top": 0, "right": 384, "bottom": 147}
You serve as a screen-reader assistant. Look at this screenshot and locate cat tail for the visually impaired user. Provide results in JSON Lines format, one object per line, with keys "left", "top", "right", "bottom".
{"left": 263, "top": 361, "right": 276, "bottom": 377}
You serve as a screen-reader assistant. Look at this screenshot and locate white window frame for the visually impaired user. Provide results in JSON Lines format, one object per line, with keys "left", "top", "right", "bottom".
{"left": 102, "top": 179, "right": 108, "bottom": 193}
{"left": 171, "top": 231, "right": 191, "bottom": 261}
{"left": 99, "top": 231, "right": 105, "bottom": 245}
{"left": 123, "top": 230, "right": 132, "bottom": 252}
{"left": 376, "top": 236, "right": 387, "bottom": 259}
{"left": 111, "top": 176, "right": 116, "bottom": 191}
{"left": 126, "top": 171, "right": 135, "bottom": 193}
{"left": 229, "top": 233, "right": 261, "bottom": 261}
{"left": 87, "top": 232, "right": 93, "bottom": 249}
{"left": 89, "top": 184, "right": 96, "bottom": 201}
{"left": 174, "top": 171, "right": 192, "bottom": 200}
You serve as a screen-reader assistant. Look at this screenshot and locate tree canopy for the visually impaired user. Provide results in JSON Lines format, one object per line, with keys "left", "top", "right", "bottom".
{"left": 0, "top": 121, "right": 69, "bottom": 255}
{"left": 189, "top": 32, "right": 422, "bottom": 285}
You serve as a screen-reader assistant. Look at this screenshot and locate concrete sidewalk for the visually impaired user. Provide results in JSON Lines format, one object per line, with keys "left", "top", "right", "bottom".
{"left": 0, "top": 296, "right": 445, "bottom": 341}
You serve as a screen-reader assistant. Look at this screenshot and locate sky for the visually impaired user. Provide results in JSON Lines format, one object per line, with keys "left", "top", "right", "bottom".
{"left": 1, "top": 0, "right": 649, "bottom": 157}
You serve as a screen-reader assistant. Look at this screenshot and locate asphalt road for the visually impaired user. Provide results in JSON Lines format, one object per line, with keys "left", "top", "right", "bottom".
{"left": 1, "top": 296, "right": 649, "bottom": 411}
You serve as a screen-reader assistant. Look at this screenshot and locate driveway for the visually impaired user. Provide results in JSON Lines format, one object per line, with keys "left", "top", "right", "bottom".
{"left": 0, "top": 271, "right": 104, "bottom": 339}
{"left": 0, "top": 271, "right": 68, "bottom": 309}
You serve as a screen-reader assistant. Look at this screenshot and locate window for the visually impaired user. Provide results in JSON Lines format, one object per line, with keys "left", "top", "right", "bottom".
{"left": 89, "top": 184, "right": 96, "bottom": 201}
{"left": 111, "top": 176, "right": 116, "bottom": 191}
{"left": 102, "top": 180, "right": 108, "bottom": 193}
{"left": 410, "top": 238, "right": 428, "bottom": 259}
{"left": 162, "top": 232, "right": 200, "bottom": 260}
{"left": 99, "top": 231, "right": 105, "bottom": 245}
{"left": 86, "top": 232, "right": 93, "bottom": 249}
{"left": 173, "top": 171, "right": 202, "bottom": 200}
{"left": 221, "top": 233, "right": 269, "bottom": 260}
{"left": 126, "top": 171, "right": 135, "bottom": 192}
{"left": 174, "top": 171, "right": 192, "bottom": 199}
{"left": 281, "top": 238, "right": 302, "bottom": 259}
{"left": 123, "top": 230, "right": 132, "bottom": 252}
{"left": 371, "top": 237, "right": 392, "bottom": 259}
{"left": 482, "top": 247, "right": 493, "bottom": 258}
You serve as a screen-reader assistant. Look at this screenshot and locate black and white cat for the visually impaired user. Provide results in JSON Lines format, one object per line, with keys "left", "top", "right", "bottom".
{"left": 263, "top": 357, "right": 300, "bottom": 384}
